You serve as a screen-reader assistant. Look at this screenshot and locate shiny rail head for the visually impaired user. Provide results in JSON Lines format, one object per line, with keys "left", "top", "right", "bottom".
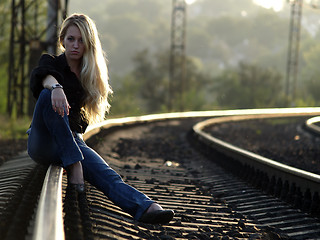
{"left": 305, "top": 116, "right": 320, "bottom": 135}
{"left": 33, "top": 165, "right": 64, "bottom": 240}
{"left": 84, "top": 107, "right": 320, "bottom": 140}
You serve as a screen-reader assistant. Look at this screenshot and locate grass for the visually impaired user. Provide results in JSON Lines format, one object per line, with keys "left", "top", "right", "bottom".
{"left": 0, "top": 114, "right": 31, "bottom": 140}
{"left": 264, "top": 116, "right": 309, "bottom": 125}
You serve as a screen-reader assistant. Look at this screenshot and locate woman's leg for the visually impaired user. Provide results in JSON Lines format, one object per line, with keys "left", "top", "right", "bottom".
{"left": 27, "top": 89, "right": 83, "bottom": 167}
{"left": 75, "top": 136, "right": 154, "bottom": 220}
{"left": 28, "top": 89, "right": 173, "bottom": 222}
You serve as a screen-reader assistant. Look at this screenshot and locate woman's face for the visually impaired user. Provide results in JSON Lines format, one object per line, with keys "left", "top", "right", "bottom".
{"left": 63, "top": 25, "right": 85, "bottom": 62}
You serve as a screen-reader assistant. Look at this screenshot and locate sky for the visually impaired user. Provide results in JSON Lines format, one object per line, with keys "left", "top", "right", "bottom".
{"left": 252, "top": 0, "right": 285, "bottom": 12}
{"left": 185, "top": 0, "right": 198, "bottom": 4}
{"left": 186, "top": 0, "right": 286, "bottom": 12}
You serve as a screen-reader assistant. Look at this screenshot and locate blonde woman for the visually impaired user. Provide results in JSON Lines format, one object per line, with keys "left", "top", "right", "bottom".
{"left": 27, "top": 13, "right": 174, "bottom": 224}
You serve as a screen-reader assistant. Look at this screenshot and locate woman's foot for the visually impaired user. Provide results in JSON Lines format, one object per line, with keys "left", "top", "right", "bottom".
{"left": 146, "top": 203, "right": 163, "bottom": 213}
{"left": 139, "top": 203, "right": 174, "bottom": 224}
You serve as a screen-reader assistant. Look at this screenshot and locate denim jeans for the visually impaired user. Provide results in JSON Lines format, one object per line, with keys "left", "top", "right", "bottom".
{"left": 27, "top": 89, "right": 153, "bottom": 220}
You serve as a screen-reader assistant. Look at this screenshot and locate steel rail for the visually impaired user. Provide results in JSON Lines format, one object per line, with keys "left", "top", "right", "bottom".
{"left": 192, "top": 112, "right": 320, "bottom": 205}
{"left": 32, "top": 165, "right": 64, "bottom": 240}
{"left": 83, "top": 107, "right": 320, "bottom": 139}
{"left": 32, "top": 107, "right": 320, "bottom": 239}
{"left": 305, "top": 116, "right": 320, "bottom": 135}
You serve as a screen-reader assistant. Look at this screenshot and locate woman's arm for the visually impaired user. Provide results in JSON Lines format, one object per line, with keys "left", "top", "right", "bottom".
{"left": 30, "top": 54, "right": 64, "bottom": 99}
{"left": 43, "top": 75, "right": 70, "bottom": 117}
{"left": 42, "top": 75, "right": 59, "bottom": 89}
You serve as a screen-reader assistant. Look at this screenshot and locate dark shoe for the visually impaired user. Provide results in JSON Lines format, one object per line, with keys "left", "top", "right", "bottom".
{"left": 139, "top": 210, "right": 174, "bottom": 224}
{"left": 68, "top": 183, "right": 85, "bottom": 193}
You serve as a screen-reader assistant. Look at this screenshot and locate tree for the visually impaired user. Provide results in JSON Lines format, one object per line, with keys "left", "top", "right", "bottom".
{"left": 110, "top": 48, "right": 212, "bottom": 115}
{"left": 214, "top": 62, "right": 285, "bottom": 108}
{"left": 132, "top": 49, "right": 167, "bottom": 112}
{"left": 0, "top": 1, "right": 11, "bottom": 113}
{"left": 301, "top": 42, "right": 320, "bottom": 105}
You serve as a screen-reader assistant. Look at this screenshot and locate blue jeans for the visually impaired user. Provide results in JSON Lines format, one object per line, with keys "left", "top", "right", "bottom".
{"left": 27, "top": 89, "right": 154, "bottom": 220}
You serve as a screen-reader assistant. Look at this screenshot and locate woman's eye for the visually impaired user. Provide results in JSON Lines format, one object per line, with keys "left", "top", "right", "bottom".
{"left": 67, "top": 37, "right": 74, "bottom": 41}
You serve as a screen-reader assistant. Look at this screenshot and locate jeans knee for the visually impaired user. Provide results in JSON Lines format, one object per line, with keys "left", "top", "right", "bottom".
{"left": 38, "top": 89, "right": 52, "bottom": 106}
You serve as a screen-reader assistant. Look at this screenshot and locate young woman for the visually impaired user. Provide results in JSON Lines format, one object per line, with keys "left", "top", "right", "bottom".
{"left": 27, "top": 13, "right": 174, "bottom": 224}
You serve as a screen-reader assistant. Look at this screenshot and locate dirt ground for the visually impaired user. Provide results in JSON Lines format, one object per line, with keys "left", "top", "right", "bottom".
{"left": 1, "top": 116, "right": 319, "bottom": 176}
{"left": 205, "top": 116, "right": 320, "bottom": 175}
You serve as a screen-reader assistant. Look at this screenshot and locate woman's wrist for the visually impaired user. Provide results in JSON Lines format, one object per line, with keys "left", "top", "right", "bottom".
{"left": 51, "top": 83, "right": 63, "bottom": 90}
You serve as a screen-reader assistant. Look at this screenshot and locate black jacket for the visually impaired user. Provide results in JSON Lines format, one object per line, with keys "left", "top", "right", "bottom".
{"left": 30, "top": 53, "right": 89, "bottom": 133}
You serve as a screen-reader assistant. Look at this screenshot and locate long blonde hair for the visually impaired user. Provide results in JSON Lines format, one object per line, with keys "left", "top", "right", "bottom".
{"left": 59, "top": 13, "right": 112, "bottom": 123}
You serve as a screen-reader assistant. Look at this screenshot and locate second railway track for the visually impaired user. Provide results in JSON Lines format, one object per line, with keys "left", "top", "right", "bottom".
{"left": 1, "top": 108, "right": 320, "bottom": 239}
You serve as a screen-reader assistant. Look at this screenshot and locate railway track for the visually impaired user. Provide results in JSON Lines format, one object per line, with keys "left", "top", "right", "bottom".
{"left": 1, "top": 108, "right": 320, "bottom": 239}
{"left": 0, "top": 153, "right": 47, "bottom": 240}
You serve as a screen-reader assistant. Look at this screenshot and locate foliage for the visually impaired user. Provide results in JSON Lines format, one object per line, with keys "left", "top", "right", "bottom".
{"left": 0, "top": 1, "right": 10, "bottom": 114}
{"left": 1, "top": 0, "right": 320, "bottom": 123}
{"left": 298, "top": 39, "right": 320, "bottom": 106}
{"left": 213, "top": 62, "right": 286, "bottom": 109}
{"left": 132, "top": 49, "right": 168, "bottom": 112}
{"left": 0, "top": 114, "right": 31, "bottom": 140}
{"left": 0, "top": 66, "right": 8, "bottom": 113}
{"left": 70, "top": 0, "right": 292, "bottom": 76}
{"left": 108, "top": 74, "right": 146, "bottom": 117}
{"left": 110, "top": 48, "right": 212, "bottom": 115}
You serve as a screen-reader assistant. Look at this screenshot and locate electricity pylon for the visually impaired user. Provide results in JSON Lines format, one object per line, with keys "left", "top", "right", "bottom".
{"left": 169, "top": 0, "right": 187, "bottom": 112}
{"left": 285, "top": 0, "right": 303, "bottom": 106}
{"left": 7, "top": 0, "right": 68, "bottom": 117}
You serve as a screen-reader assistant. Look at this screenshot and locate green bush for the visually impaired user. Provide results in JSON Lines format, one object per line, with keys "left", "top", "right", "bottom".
{"left": 0, "top": 115, "right": 31, "bottom": 140}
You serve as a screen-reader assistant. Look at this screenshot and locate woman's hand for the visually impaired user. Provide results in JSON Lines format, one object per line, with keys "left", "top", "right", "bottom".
{"left": 51, "top": 88, "right": 70, "bottom": 117}
{"left": 42, "top": 75, "right": 70, "bottom": 117}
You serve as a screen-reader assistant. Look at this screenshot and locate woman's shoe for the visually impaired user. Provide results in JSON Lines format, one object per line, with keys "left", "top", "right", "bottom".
{"left": 67, "top": 183, "right": 85, "bottom": 193}
{"left": 139, "top": 209, "right": 174, "bottom": 224}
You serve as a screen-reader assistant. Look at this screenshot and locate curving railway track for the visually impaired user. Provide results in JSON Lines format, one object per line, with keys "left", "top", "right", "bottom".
{"left": 1, "top": 108, "right": 320, "bottom": 240}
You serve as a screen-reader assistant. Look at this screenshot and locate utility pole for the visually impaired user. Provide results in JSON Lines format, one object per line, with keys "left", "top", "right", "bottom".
{"left": 169, "top": 0, "right": 187, "bottom": 112}
{"left": 285, "top": 0, "right": 303, "bottom": 106}
{"left": 7, "top": 0, "right": 68, "bottom": 117}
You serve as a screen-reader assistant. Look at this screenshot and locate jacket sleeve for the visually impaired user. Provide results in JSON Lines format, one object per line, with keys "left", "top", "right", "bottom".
{"left": 30, "top": 54, "right": 64, "bottom": 99}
